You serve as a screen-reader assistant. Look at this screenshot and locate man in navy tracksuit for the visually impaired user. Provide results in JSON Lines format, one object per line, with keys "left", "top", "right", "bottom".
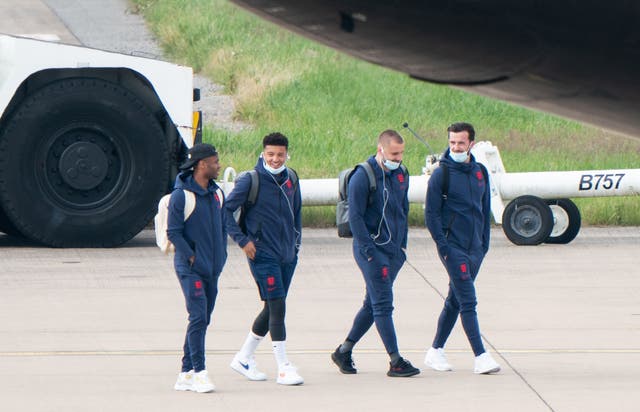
{"left": 168, "top": 143, "right": 227, "bottom": 393}
{"left": 424, "top": 122, "right": 501, "bottom": 374}
{"left": 331, "top": 129, "right": 420, "bottom": 378}
{"left": 224, "top": 132, "right": 304, "bottom": 386}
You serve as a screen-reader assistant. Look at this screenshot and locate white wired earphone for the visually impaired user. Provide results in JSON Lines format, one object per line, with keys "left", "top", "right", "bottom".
{"left": 370, "top": 153, "right": 392, "bottom": 246}
{"left": 267, "top": 169, "right": 302, "bottom": 250}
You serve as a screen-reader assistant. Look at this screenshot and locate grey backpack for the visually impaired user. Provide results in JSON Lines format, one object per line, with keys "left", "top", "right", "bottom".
{"left": 336, "top": 162, "right": 376, "bottom": 238}
{"left": 337, "top": 162, "right": 409, "bottom": 238}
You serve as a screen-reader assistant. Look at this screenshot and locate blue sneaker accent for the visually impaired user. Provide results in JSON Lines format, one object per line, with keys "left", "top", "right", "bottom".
{"left": 230, "top": 353, "right": 267, "bottom": 381}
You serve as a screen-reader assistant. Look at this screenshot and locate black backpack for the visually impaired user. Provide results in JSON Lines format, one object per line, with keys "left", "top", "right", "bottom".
{"left": 336, "top": 162, "right": 408, "bottom": 238}
{"left": 235, "top": 168, "right": 299, "bottom": 234}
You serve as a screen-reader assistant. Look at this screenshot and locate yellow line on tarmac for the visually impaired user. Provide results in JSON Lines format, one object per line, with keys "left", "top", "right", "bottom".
{"left": 2, "top": 348, "right": 639, "bottom": 357}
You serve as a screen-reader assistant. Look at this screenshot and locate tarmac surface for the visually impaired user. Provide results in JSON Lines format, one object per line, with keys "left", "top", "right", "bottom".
{"left": 1, "top": 1, "right": 639, "bottom": 411}
{"left": 1, "top": 227, "right": 639, "bottom": 412}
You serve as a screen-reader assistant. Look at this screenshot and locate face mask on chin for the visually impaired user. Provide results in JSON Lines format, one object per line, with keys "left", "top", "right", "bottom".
{"left": 263, "top": 161, "right": 286, "bottom": 174}
{"left": 449, "top": 151, "right": 469, "bottom": 163}
{"left": 380, "top": 147, "right": 401, "bottom": 170}
{"left": 383, "top": 158, "right": 401, "bottom": 170}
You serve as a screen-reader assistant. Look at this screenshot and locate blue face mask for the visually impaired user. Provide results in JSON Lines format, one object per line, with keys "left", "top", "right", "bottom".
{"left": 263, "top": 161, "right": 286, "bottom": 174}
{"left": 449, "top": 151, "right": 468, "bottom": 163}
{"left": 381, "top": 147, "right": 402, "bottom": 170}
{"left": 383, "top": 159, "right": 401, "bottom": 170}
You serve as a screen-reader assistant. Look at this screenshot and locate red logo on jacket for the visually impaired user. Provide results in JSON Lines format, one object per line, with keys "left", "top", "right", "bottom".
{"left": 476, "top": 171, "right": 484, "bottom": 181}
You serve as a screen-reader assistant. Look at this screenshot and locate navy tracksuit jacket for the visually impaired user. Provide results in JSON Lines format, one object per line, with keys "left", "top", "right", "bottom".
{"left": 167, "top": 171, "right": 227, "bottom": 372}
{"left": 426, "top": 149, "right": 490, "bottom": 258}
{"left": 346, "top": 156, "right": 409, "bottom": 355}
{"left": 425, "top": 149, "right": 491, "bottom": 355}
{"left": 224, "top": 159, "right": 301, "bottom": 264}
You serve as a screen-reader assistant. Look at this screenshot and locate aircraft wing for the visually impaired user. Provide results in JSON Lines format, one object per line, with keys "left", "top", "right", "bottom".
{"left": 230, "top": 0, "right": 640, "bottom": 139}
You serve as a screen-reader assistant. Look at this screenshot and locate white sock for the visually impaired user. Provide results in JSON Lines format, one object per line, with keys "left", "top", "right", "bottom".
{"left": 272, "top": 340, "right": 289, "bottom": 367}
{"left": 238, "top": 331, "right": 264, "bottom": 360}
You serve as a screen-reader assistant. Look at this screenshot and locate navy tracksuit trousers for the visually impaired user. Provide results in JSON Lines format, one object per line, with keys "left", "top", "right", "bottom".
{"left": 347, "top": 246, "right": 405, "bottom": 355}
{"left": 178, "top": 272, "right": 220, "bottom": 372}
{"left": 433, "top": 247, "right": 486, "bottom": 356}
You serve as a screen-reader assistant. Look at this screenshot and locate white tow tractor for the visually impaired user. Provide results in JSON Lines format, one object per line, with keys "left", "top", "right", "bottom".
{"left": 0, "top": 34, "right": 201, "bottom": 247}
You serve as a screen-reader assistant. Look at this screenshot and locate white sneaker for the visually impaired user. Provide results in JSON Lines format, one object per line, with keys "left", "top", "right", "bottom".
{"left": 474, "top": 352, "right": 501, "bottom": 374}
{"left": 230, "top": 353, "right": 267, "bottom": 381}
{"left": 174, "top": 370, "right": 194, "bottom": 391}
{"left": 424, "top": 347, "right": 453, "bottom": 371}
{"left": 277, "top": 362, "right": 304, "bottom": 385}
{"left": 192, "top": 370, "right": 215, "bottom": 392}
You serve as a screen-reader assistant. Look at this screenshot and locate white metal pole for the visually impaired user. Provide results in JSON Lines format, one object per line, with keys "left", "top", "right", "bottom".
{"left": 220, "top": 166, "right": 640, "bottom": 208}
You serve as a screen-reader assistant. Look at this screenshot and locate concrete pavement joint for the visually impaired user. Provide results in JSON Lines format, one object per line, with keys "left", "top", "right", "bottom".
{"left": 405, "top": 258, "right": 556, "bottom": 412}
{"left": 3, "top": 348, "right": 638, "bottom": 357}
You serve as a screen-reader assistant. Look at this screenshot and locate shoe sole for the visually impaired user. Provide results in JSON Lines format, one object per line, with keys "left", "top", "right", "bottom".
{"left": 425, "top": 361, "right": 453, "bottom": 372}
{"left": 194, "top": 386, "right": 215, "bottom": 393}
{"left": 277, "top": 379, "right": 304, "bottom": 385}
{"left": 331, "top": 353, "right": 357, "bottom": 374}
{"left": 230, "top": 362, "right": 267, "bottom": 381}
{"left": 174, "top": 385, "right": 192, "bottom": 391}
{"left": 387, "top": 369, "right": 421, "bottom": 378}
{"left": 475, "top": 366, "right": 501, "bottom": 374}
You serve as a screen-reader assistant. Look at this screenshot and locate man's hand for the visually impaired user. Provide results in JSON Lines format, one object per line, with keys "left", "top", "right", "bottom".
{"left": 242, "top": 241, "right": 256, "bottom": 260}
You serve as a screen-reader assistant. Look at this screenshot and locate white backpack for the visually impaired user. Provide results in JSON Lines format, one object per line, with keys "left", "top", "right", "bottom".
{"left": 154, "top": 190, "right": 196, "bottom": 253}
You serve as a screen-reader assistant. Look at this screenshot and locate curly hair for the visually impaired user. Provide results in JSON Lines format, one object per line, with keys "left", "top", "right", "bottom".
{"left": 262, "top": 132, "right": 289, "bottom": 148}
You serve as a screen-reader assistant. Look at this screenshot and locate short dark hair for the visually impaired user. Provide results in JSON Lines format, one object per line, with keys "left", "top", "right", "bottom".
{"left": 447, "top": 122, "right": 475, "bottom": 141}
{"left": 378, "top": 129, "right": 404, "bottom": 145}
{"left": 263, "top": 132, "right": 289, "bottom": 149}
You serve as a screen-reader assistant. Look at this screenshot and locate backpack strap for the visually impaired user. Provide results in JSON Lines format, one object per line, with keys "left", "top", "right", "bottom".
{"left": 287, "top": 167, "right": 299, "bottom": 190}
{"left": 245, "top": 170, "right": 259, "bottom": 206}
{"left": 358, "top": 161, "right": 376, "bottom": 190}
{"left": 357, "top": 162, "right": 376, "bottom": 205}
{"left": 440, "top": 163, "right": 449, "bottom": 201}
{"left": 183, "top": 190, "right": 196, "bottom": 220}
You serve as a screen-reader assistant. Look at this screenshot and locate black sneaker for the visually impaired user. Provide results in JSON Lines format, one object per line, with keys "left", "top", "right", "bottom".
{"left": 331, "top": 346, "right": 357, "bottom": 374}
{"left": 387, "top": 357, "right": 420, "bottom": 377}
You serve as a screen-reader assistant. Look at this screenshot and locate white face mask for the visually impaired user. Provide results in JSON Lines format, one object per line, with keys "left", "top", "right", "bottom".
{"left": 449, "top": 151, "right": 469, "bottom": 163}
{"left": 263, "top": 161, "right": 286, "bottom": 174}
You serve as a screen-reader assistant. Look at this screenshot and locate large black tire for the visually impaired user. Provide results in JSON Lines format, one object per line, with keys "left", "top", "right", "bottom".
{"left": 544, "top": 198, "right": 581, "bottom": 244}
{"left": 0, "top": 206, "right": 23, "bottom": 237}
{"left": 502, "top": 195, "right": 554, "bottom": 245}
{"left": 0, "top": 78, "right": 169, "bottom": 247}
